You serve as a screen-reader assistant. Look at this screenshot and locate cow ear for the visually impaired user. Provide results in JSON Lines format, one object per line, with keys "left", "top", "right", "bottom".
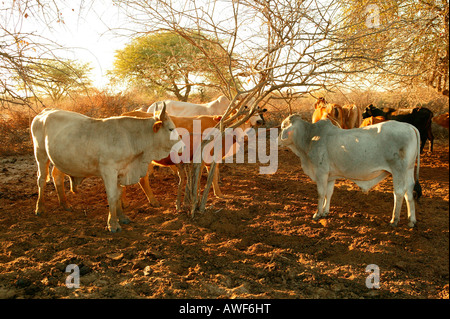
{"left": 315, "top": 98, "right": 324, "bottom": 109}
{"left": 325, "top": 104, "right": 333, "bottom": 113}
{"left": 213, "top": 115, "right": 222, "bottom": 122}
{"left": 153, "top": 120, "right": 163, "bottom": 133}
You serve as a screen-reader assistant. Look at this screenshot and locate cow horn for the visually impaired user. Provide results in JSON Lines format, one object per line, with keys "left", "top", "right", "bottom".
{"left": 160, "top": 102, "right": 167, "bottom": 120}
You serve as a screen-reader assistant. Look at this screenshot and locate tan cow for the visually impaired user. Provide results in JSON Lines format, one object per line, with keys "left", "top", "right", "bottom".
{"left": 360, "top": 116, "right": 387, "bottom": 127}
{"left": 432, "top": 112, "right": 449, "bottom": 129}
{"left": 30, "top": 105, "right": 182, "bottom": 232}
{"left": 312, "top": 98, "right": 362, "bottom": 129}
{"left": 312, "top": 97, "right": 343, "bottom": 127}
{"left": 121, "top": 110, "right": 265, "bottom": 210}
{"left": 341, "top": 104, "right": 362, "bottom": 129}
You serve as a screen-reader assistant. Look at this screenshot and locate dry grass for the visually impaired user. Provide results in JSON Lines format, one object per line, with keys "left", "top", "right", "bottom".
{"left": 0, "top": 87, "right": 448, "bottom": 156}
{"left": 0, "top": 90, "right": 149, "bottom": 157}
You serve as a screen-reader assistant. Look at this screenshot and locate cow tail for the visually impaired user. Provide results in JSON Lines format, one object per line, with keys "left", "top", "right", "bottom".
{"left": 413, "top": 127, "right": 422, "bottom": 200}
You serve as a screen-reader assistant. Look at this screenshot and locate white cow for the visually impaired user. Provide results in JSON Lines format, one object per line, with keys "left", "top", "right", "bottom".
{"left": 30, "top": 105, "right": 182, "bottom": 232}
{"left": 147, "top": 95, "right": 265, "bottom": 126}
{"left": 147, "top": 95, "right": 230, "bottom": 116}
{"left": 278, "top": 116, "right": 421, "bottom": 227}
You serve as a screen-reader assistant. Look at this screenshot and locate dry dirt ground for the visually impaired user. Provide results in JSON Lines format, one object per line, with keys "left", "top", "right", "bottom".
{"left": 0, "top": 141, "right": 448, "bottom": 299}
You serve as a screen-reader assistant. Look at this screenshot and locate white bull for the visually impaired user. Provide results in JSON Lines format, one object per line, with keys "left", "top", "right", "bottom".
{"left": 147, "top": 95, "right": 265, "bottom": 126}
{"left": 147, "top": 95, "right": 230, "bottom": 116}
{"left": 278, "top": 116, "right": 421, "bottom": 227}
{"left": 30, "top": 105, "right": 182, "bottom": 232}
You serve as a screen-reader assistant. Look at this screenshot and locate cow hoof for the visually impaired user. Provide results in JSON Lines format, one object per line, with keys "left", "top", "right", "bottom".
{"left": 119, "top": 216, "right": 131, "bottom": 224}
{"left": 389, "top": 220, "right": 398, "bottom": 227}
{"left": 408, "top": 221, "right": 416, "bottom": 228}
{"left": 62, "top": 205, "right": 73, "bottom": 212}
{"left": 312, "top": 213, "right": 321, "bottom": 221}
{"left": 149, "top": 201, "right": 161, "bottom": 207}
{"left": 35, "top": 209, "right": 45, "bottom": 216}
{"left": 108, "top": 225, "right": 122, "bottom": 233}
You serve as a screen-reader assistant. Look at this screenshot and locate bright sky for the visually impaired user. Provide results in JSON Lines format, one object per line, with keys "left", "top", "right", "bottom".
{"left": 54, "top": 2, "right": 131, "bottom": 89}
{"left": 8, "top": 0, "right": 357, "bottom": 94}
{"left": 21, "top": 1, "right": 132, "bottom": 89}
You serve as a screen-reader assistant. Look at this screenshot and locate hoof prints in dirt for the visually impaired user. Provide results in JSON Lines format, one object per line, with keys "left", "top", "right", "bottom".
{"left": 0, "top": 145, "right": 448, "bottom": 298}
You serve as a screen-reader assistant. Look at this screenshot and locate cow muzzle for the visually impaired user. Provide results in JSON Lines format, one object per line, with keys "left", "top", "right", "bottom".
{"left": 278, "top": 125, "right": 292, "bottom": 146}
{"left": 256, "top": 114, "right": 266, "bottom": 126}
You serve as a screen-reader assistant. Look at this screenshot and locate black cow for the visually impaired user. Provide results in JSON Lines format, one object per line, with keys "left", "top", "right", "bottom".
{"left": 362, "top": 104, "right": 434, "bottom": 153}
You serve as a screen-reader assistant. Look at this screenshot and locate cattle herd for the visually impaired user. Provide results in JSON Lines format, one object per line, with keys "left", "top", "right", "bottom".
{"left": 29, "top": 96, "right": 449, "bottom": 232}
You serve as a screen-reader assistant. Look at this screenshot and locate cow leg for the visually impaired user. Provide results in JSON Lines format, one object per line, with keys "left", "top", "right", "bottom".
{"left": 404, "top": 173, "right": 417, "bottom": 228}
{"left": 313, "top": 175, "right": 328, "bottom": 220}
{"left": 68, "top": 176, "right": 84, "bottom": 193}
{"left": 390, "top": 192, "right": 404, "bottom": 227}
{"left": 390, "top": 174, "right": 407, "bottom": 227}
{"left": 427, "top": 125, "right": 434, "bottom": 153}
{"left": 51, "top": 166, "right": 71, "bottom": 211}
{"left": 176, "top": 164, "right": 186, "bottom": 211}
{"left": 121, "top": 186, "right": 129, "bottom": 209}
{"left": 322, "top": 180, "right": 336, "bottom": 217}
{"left": 138, "top": 165, "right": 161, "bottom": 207}
{"left": 116, "top": 186, "right": 131, "bottom": 225}
{"left": 419, "top": 134, "right": 426, "bottom": 154}
{"left": 206, "top": 164, "right": 224, "bottom": 198}
{"left": 102, "top": 173, "right": 121, "bottom": 233}
{"left": 35, "top": 150, "right": 50, "bottom": 215}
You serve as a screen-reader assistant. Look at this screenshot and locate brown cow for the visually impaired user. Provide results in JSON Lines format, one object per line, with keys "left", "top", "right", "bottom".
{"left": 312, "top": 98, "right": 362, "bottom": 129}
{"left": 432, "top": 112, "right": 449, "bottom": 129}
{"left": 121, "top": 110, "right": 264, "bottom": 210}
{"left": 341, "top": 104, "right": 363, "bottom": 129}
{"left": 360, "top": 116, "right": 387, "bottom": 127}
{"left": 312, "top": 98, "right": 344, "bottom": 127}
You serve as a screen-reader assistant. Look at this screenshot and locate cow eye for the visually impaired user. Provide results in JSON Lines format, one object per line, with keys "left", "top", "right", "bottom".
{"left": 169, "top": 128, "right": 174, "bottom": 132}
